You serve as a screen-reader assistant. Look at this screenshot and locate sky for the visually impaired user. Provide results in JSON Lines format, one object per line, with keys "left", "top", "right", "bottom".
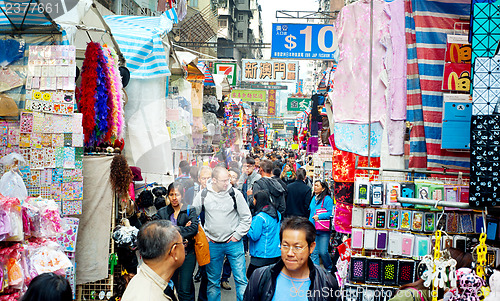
{"left": 259, "top": 0, "right": 319, "bottom": 59}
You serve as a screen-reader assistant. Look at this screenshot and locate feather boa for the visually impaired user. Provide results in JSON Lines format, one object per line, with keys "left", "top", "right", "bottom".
{"left": 110, "top": 48, "right": 125, "bottom": 138}
{"left": 94, "top": 45, "right": 111, "bottom": 143}
{"left": 79, "top": 42, "right": 99, "bottom": 146}
{"left": 103, "top": 46, "right": 124, "bottom": 141}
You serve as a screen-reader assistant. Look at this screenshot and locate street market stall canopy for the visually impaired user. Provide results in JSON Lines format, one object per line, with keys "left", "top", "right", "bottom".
{"left": 102, "top": 10, "right": 178, "bottom": 79}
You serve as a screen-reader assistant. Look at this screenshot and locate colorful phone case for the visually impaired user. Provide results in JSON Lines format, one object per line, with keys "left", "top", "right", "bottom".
{"left": 424, "top": 212, "right": 435, "bottom": 232}
{"left": 364, "top": 208, "right": 375, "bottom": 228}
{"left": 388, "top": 210, "right": 399, "bottom": 229}
{"left": 400, "top": 210, "right": 412, "bottom": 230}
{"left": 370, "top": 182, "right": 384, "bottom": 206}
{"left": 412, "top": 211, "right": 423, "bottom": 231}
{"left": 386, "top": 182, "right": 401, "bottom": 205}
{"left": 375, "top": 209, "right": 386, "bottom": 228}
{"left": 415, "top": 236, "right": 430, "bottom": 257}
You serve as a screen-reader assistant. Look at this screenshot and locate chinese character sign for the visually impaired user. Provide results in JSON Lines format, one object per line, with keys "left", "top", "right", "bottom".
{"left": 268, "top": 90, "right": 276, "bottom": 116}
{"left": 287, "top": 97, "right": 311, "bottom": 112}
{"left": 272, "top": 23, "right": 338, "bottom": 60}
{"left": 242, "top": 59, "right": 299, "bottom": 83}
{"left": 230, "top": 89, "right": 266, "bottom": 102}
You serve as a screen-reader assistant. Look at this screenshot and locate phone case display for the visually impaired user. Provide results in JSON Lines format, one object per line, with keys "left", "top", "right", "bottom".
{"left": 375, "top": 209, "right": 386, "bottom": 228}
{"left": 382, "top": 260, "right": 399, "bottom": 286}
{"left": 400, "top": 210, "right": 412, "bottom": 230}
{"left": 424, "top": 212, "right": 436, "bottom": 232}
{"left": 366, "top": 258, "right": 382, "bottom": 284}
{"left": 388, "top": 232, "right": 402, "bottom": 256}
{"left": 400, "top": 183, "right": 416, "bottom": 198}
{"left": 364, "top": 208, "right": 375, "bottom": 228}
{"left": 364, "top": 229, "right": 376, "bottom": 250}
{"left": 415, "top": 236, "right": 431, "bottom": 257}
{"left": 376, "top": 230, "right": 388, "bottom": 250}
{"left": 388, "top": 210, "right": 399, "bottom": 229}
{"left": 351, "top": 228, "right": 364, "bottom": 249}
{"left": 354, "top": 178, "right": 370, "bottom": 205}
{"left": 351, "top": 207, "right": 364, "bottom": 228}
{"left": 370, "top": 182, "right": 384, "bottom": 206}
{"left": 398, "top": 260, "right": 416, "bottom": 285}
{"left": 350, "top": 256, "right": 367, "bottom": 283}
{"left": 386, "top": 182, "right": 400, "bottom": 205}
{"left": 401, "top": 234, "right": 414, "bottom": 257}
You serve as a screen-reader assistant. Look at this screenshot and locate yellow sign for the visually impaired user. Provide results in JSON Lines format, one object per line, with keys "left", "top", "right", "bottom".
{"left": 291, "top": 144, "right": 299, "bottom": 150}
{"left": 230, "top": 89, "right": 266, "bottom": 102}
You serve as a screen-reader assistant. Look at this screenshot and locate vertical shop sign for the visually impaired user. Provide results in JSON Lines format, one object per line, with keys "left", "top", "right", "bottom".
{"left": 242, "top": 59, "right": 299, "bottom": 83}
{"left": 268, "top": 84, "right": 277, "bottom": 116}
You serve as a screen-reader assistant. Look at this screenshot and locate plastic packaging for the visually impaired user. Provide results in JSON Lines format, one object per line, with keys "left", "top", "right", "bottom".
{"left": 0, "top": 153, "right": 27, "bottom": 201}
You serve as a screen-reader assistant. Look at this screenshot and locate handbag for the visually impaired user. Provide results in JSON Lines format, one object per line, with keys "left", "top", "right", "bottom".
{"left": 193, "top": 224, "right": 210, "bottom": 266}
{"left": 334, "top": 201, "right": 353, "bottom": 234}
{"left": 187, "top": 206, "right": 210, "bottom": 266}
{"left": 314, "top": 197, "right": 331, "bottom": 231}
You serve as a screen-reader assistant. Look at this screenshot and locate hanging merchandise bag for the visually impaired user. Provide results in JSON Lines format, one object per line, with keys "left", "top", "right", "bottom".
{"left": 0, "top": 153, "right": 27, "bottom": 201}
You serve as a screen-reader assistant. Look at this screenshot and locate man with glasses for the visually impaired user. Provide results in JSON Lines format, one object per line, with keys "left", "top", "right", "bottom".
{"left": 243, "top": 217, "right": 339, "bottom": 301}
{"left": 122, "top": 220, "right": 186, "bottom": 301}
{"left": 193, "top": 166, "right": 252, "bottom": 301}
{"left": 238, "top": 157, "right": 261, "bottom": 203}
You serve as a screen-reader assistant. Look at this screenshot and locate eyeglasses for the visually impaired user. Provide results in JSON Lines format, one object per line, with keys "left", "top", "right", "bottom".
{"left": 169, "top": 239, "right": 188, "bottom": 254}
{"left": 280, "top": 245, "right": 307, "bottom": 254}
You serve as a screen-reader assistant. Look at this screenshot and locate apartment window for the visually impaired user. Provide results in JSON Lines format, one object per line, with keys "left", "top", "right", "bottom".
{"left": 218, "top": 19, "right": 228, "bottom": 27}
{"left": 237, "top": 30, "right": 243, "bottom": 38}
{"left": 189, "top": 0, "right": 198, "bottom": 7}
{"left": 238, "top": 13, "right": 244, "bottom": 21}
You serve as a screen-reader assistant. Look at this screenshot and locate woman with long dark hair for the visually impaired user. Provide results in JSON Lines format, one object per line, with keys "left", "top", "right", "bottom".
{"left": 280, "top": 163, "right": 296, "bottom": 185}
{"left": 21, "top": 273, "right": 72, "bottom": 301}
{"left": 308, "top": 180, "right": 333, "bottom": 271}
{"left": 246, "top": 190, "right": 281, "bottom": 278}
{"left": 154, "top": 182, "right": 198, "bottom": 301}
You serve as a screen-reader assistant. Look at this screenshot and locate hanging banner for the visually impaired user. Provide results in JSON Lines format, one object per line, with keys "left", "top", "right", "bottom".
{"left": 242, "top": 59, "right": 299, "bottom": 83}
{"left": 213, "top": 62, "right": 237, "bottom": 86}
{"left": 230, "top": 89, "right": 266, "bottom": 102}
{"left": 271, "top": 23, "right": 338, "bottom": 60}
{"left": 287, "top": 97, "right": 311, "bottom": 112}
{"left": 268, "top": 89, "right": 277, "bottom": 116}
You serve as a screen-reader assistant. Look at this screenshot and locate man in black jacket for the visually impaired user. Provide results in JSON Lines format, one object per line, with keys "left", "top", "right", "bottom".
{"left": 285, "top": 168, "right": 312, "bottom": 218}
{"left": 251, "top": 159, "right": 286, "bottom": 215}
{"left": 243, "top": 217, "right": 339, "bottom": 301}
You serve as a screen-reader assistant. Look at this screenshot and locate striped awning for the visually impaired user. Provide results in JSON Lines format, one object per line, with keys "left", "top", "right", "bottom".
{"left": 103, "top": 9, "right": 178, "bottom": 79}
{"left": 197, "top": 61, "right": 214, "bottom": 86}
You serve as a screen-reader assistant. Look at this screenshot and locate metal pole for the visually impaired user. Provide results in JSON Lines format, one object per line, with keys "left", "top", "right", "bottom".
{"left": 367, "top": 0, "right": 374, "bottom": 167}
{"left": 397, "top": 197, "right": 471, "bottom": 209}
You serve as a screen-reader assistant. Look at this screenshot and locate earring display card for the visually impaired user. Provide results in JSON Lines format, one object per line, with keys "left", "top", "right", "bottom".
{"left": 364, "top": 229, "right": 376, "bottom": 250}
{"left": 400, "top": 210, "right": 412, "bottom": 230}
{"left": 386, "top": 182, "right": 401, "bottom": 205}
{"left": 388, "top": 210, "right": 399, "bottom": 229}
{"left": 364, "top": 208, "right": 375, "bottom": 228}
{"left": 424, "top": 212, "right": 435, "bottom": 232}
{"left": 376, "top": 230, "right": 388, "bottom": 250}
{"left": 375, "top": 209, "right": 386, "bottom": 228}
{"left": 352, "top": 207, "right": 364, "bottom": 228}
{"left": 388, "top": 232, "right": 402, "bottom": 256}
{"left": 401, "top": 234, "right": 415, "bottom": 257}
{"left": 382, "top": 260, "right": 399, "bottom": 286}
{"left": 350, "top": 256, "right": 367, "bottom": 283}
{"left": 370, "top": 182, "right": 384, "bottom": 206}
{"left": 351, "top": 228, "right": 364, "bottom": 249}
{"left": 366, "top": 258, "right": 382, "bottom": 284}
{"left": 398, "top": 260, "right": 416, "bottom": 286}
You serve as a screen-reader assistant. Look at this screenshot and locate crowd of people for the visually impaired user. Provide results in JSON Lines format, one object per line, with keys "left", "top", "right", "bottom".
{"left": 120, "top": 149, "right": 342, "bottom": 301}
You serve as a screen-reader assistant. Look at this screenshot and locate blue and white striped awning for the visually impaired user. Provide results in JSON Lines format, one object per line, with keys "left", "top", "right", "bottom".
{"left": 103, "top": 9, "right": 178, "bottom": 79}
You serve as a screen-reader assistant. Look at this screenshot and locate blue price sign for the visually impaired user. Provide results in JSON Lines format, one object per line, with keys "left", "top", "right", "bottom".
{"left": 271, "top": 23, "right": 338, "bottom": 60}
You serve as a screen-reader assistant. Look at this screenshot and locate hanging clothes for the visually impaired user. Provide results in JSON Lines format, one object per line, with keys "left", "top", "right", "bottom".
{"left": 331, "top": 0, "right": 389, "bottom": 125}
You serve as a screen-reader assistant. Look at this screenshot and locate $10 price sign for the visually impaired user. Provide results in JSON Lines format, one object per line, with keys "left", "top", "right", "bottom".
{"left": 271, "top": 23, "right": 338, "bottom": 60}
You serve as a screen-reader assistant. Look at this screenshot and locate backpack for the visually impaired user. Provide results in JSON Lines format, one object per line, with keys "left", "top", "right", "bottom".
{"left": 199, "top": 188, "right": 237, "bottom": 226}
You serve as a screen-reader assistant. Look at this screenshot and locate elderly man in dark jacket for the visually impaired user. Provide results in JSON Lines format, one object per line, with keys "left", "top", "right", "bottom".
{"left": 285, "top": 168, "right": 312, "bottom": 218}
{"left": 243, "top": 217, "right": 339, "bottom": 301}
